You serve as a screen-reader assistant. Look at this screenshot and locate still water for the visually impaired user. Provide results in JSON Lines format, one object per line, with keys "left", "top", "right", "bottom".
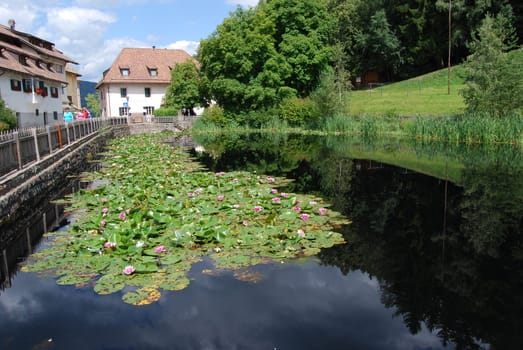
{"left": 0, "top": 133, "right": 522, "bottom": 350}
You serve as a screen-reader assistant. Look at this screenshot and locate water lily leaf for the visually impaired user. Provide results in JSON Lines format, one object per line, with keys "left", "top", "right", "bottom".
{"left": 56, "top": 273, "right": 95, "bottom": 286}
{"left": 122, "top": 287, "right": 161, "bottom": 306}
{"left": 94, "top": 274, "right": 126, "bottom": 295}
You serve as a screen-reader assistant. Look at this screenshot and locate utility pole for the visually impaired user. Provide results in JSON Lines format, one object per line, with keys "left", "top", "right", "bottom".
{"left": 448, "top": 0, "right": 452, "bottom": 95}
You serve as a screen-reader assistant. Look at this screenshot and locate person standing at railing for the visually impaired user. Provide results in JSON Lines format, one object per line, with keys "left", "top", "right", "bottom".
{"left": 63, "top": 108, "right": 74, "bottom": 123}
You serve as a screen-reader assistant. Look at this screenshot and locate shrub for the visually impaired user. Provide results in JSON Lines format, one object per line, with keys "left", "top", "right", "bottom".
{"left": 0, "top": 98, "right": 16, "bottom": 130}
{"left": 277, "top": 97, "right": 317, "bottom": 127}
{"left": 153, "top": 107, "right": 179, "bottom": 117}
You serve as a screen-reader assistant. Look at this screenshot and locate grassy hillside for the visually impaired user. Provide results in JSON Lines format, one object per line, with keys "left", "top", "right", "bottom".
{"left": 349, "top": 66, "right": 467, "bottom": 116}
{"left": 348, "top": 48, "right": 523, "bottom": 117}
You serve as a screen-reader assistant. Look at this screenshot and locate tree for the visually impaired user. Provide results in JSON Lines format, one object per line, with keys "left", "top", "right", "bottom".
{"left": 198, "top": 0, "right": 334, "bottom": 116}
{"left": 355, "top": 9, "right": 403, "bottom": 80}
{"left": 164, "top": 60, "right": 202, "bottom": 114}
{"left": 461, "top": 12, "right": 522, "bottom": 117}
{"left": 0, "top": 98, "right": 16, "bottom": 130}
{"left": 85, "top": 93, "right": 100, "bottom": 117}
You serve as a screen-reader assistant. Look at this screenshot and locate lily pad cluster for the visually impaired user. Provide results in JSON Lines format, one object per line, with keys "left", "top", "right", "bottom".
{"left": 22, "top": 133, "right": 348, "bottom": 305}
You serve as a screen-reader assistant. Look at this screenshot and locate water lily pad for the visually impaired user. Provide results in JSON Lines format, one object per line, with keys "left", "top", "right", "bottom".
{"left": 122, "top": 287, "right": 162, "bottom": 306}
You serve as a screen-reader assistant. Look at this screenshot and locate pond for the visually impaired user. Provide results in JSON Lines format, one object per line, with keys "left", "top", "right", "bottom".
{"left": 0, "top": 133, "right": 522, "bottom": 350}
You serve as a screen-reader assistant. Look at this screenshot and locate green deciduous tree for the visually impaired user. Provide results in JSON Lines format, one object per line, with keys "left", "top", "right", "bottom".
{"left": 164, "top": 60, "right": 202, "bottom": 114}
{"left": 198, "top": 0, "right": 334, "bottom": 117}
{"left": 0, "top": 98, "right": 16, "bottom": 130}
{"left": 461, "top": 12, "right": 522, "bottom": 117}
{"left": 85, "top": 93, "right": 100, "bottom": 117}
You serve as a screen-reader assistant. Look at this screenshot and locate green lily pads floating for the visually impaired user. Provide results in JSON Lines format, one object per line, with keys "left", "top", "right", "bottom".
{"left": 21, "top": 133, "right": 349, "bottom": 306}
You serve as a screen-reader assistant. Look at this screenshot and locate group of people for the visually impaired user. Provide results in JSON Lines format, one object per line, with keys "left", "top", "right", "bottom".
{"left": 63, "top": 107, "right": 91, "bottom": 123}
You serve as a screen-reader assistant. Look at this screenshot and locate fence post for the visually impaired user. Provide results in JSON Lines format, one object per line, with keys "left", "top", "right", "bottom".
{"left": 14, "top": 131, "right": 22, "bottom": 170}
{"left": 33, "top": 128, "right": 40, "bottom": 162}
{"left": 46, "top": 125, "right": 53, "bottom": 154}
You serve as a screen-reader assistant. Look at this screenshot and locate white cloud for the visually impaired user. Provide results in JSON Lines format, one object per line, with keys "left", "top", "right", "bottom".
{"left": 226, "top": 0, "right": 258, "bottom": 7}
{"left": 166, "top": 40, "right": 199, "bottom": 56}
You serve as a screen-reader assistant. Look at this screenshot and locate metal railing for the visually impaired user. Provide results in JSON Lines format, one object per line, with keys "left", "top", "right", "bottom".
{"left": 0, "top": 117, "right": 128, "bottom": 180}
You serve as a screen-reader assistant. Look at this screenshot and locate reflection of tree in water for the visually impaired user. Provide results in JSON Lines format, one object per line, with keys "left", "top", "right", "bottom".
{"left": 318, "top": 160, "right": 523, "bottom": 349}
{"left": 192, "top": 133, "right": 523, "bottom": 349}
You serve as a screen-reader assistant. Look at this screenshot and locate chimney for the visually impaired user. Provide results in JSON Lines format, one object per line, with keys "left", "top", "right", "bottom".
{"left": 152, "top": 45, "right": 156, "bottom": 50}
{"left": 8, "top": 19, "right": 15, "bottom": 30}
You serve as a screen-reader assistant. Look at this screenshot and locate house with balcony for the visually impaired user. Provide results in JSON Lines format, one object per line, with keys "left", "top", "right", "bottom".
{"left": 96, "top": 47, "right": 197, "bottom": 119}
{"left": 0, "top": 19, "right": 78, "bottom": 127}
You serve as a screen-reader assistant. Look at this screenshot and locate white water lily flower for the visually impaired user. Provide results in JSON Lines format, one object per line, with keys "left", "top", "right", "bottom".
{"left": 136, "top": 240, "right": 144, "bottom": 248}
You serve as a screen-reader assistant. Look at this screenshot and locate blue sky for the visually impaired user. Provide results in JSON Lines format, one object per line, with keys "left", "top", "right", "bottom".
{"left": 0, "top": 0, "right": 258, "bottom": 82}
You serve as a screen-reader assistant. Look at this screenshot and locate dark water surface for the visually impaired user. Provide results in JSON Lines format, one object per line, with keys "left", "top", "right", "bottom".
{"left": 1, "top": 133, "right": 522, "bottom": 350}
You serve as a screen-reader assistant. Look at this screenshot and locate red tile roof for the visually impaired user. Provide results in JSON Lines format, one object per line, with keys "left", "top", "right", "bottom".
{"left": 0, "top": 23, "right": 77, "bottom": 83}
{"left": 97, "top": 48, "right": 197, "bottom": 86}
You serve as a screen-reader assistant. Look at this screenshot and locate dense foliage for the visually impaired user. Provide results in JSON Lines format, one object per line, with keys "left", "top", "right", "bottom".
{"left": 85, "top": 93, "right": 100, "bottom": 117}
{"left": 163, "top": 60, "right": 203, "bottom": 114}
{"left": 198, "top": 0, "right": 334, "bottom": 115}
{"left": 461, "top": 13, "right": 523, "bottom": 117}
{"left": 0, "top": 98, "right": 16, "bottom": 130}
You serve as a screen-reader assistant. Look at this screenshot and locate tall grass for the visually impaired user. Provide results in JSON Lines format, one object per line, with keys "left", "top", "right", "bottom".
{"left": 409, "top": 113, "right": 523, "bottom": 144}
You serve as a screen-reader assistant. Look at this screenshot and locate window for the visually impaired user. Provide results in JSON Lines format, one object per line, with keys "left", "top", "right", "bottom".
{"left": 120, "top": 88, "right": 127, "bottom": 97}
{"left": 148, "top": 68, "right": 157, "bottom": 77}
{"left": 144, "top": 106, "right": 155, "bottom": 115}
{"left": 55, "top": 64, "right": 63, "bottom": 73}
{"left": 22, "top": 79, "right": 33, "bottom": 92}
{"left": 50, "top": 87, "right": 59, "bottom": 98}
{"left": 19, "top": 55, "right": 28, "bottom": 66}
{"left": 119, "top": 107, "right": 130, "bottom": 116}
{"left": 53, "top": 111, "right": 58, "bottom": 120}
{"left": 35, "top": 109, "right": 39, "bottom": 116}
{"left": 120, "top": 68, "right": 130, "bottom": 76}
{"left": 10, "top": 79, "right": 21, "bottom": 91}
{"left": 144, "top": 87, "right": 151, "bottom": 97}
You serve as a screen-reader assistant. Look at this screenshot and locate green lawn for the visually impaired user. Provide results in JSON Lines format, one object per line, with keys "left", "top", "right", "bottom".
{"left": 349, "top": 66, "right": 467, "bottom": 116}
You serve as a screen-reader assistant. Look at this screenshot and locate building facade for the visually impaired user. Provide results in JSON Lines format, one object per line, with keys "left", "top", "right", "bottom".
{"left": 96, "top": 47, "right": 197, "bottom": 118}
{"left": 0, "top": 20, "right": 77, "bottom": 127}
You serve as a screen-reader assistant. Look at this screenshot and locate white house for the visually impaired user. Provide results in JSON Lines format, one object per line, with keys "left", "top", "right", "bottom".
{"left": 96, "top": 47, "right": 197, "bottom": 118}
{"left": 0, "top": 20, "right": 78, "bottom": 127}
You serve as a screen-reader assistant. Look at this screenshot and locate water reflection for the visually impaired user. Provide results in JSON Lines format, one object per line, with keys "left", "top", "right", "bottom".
{"left": 192, "top": 133, "right": 523, "bottom": 349}
{"left": 0, "top": 133, "right": 521, "bottom": 349}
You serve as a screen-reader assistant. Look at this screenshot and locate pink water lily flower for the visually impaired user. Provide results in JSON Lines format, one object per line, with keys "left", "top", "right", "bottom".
{"left": 272, "top": 197, "right": 281, "bottom": 204}
{"left": 118, "top": 212, "right": 126, "bottom": 220}
{"left": 194, "top": 188, "right": 202, "bottom": 194}
{"left": 267, "top": 177, "right": 275, "bottom": 183}
{"left": 242, "top": 220, "right": 249, "bottom": 226}
{"left": 217, "top": 195, "right": 225, "bottom": 201}
{"left": 271, "top": 189, "right": 278, "bottom": 194}
{"left": 297, "top": 229, "right": 306, "bottom": 237}
{"left": 300, "top": 213, "right": 310, "bottom": 221}
{"left": 104, "top": 241, "right": 116, "bottom": 248}
{"left": 319, "top": 207, "right": 328, "bottom": 216}
{"left": 292, "top": 206, "right": 301, "bottom": 213}
{"left": 100, "top": 220, "right": 107, "bottom": 227}
{"left": 187, "top": 192, "right": 195, "bottom": 198}
{"left": 123, "top": 265, "right": 135, "bottom": 275}
{"left": 253, "top": 206, "right": 263, "bottom": 212}
{"left": 215, "top": 171, "right": 226, "bottom": 177}
{"left": 231, "top": 178, "right": 239, "bottom": 184}
{"left": 101, "top": 198, "right": 108, "bottom": 203}
{"left": 102, "top": 208, "right": 109, "bottom": 215}
{"left": 233, "top": 204, "right": 240, "bottom": 209}
{"left": 280, "top": 192, "right": 288, "bottom": 198}
{"left": 155, "top": 246, "right": 167, "bottom": 253}
{"left": 310, "top": 201, "right": 318, "bottom": 205}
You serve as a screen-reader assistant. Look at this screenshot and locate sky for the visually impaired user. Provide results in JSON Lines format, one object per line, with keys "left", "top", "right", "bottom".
{"left": 0, "top": 0, "right": 259, "bottom": 82}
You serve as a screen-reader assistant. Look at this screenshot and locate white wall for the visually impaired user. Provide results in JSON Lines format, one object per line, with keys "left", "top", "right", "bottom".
{"left": 0, "top": 72, "right": 64, "bottom": 127}
{"left": 104, "top": 83, "right": 168, "bottom": 117}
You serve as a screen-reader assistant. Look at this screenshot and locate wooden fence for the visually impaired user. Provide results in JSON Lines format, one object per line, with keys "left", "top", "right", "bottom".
{"left": 0, "top": 117, "right": 128, "bottom": 180}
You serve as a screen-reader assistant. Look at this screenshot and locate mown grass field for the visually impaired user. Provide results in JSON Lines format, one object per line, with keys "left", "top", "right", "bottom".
{"left": 349, "top": 48, "right": 523, "bottom": 116}
{"left": 349, "top": 66, "right": 467, "bottom": 116}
